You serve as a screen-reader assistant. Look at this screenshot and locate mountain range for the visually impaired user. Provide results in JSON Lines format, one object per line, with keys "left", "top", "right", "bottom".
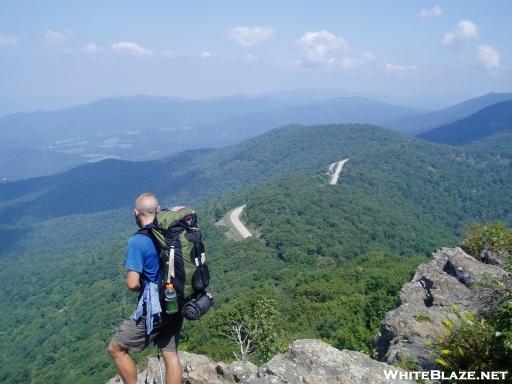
{"left": 385, "top": 92, "right": 512, "bottom": 134}
{"left": 2, "top": 90, "right": 512, "bottom": 182}
{"left": 417, "top": 100, "right": 512, "bottom": 146}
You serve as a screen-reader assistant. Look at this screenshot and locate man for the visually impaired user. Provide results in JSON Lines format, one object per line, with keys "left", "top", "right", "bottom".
{"left": 108, "top": 192, "right": 183, "bottom": 384}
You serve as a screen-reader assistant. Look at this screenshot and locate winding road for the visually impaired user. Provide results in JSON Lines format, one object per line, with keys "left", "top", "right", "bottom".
{"left": 229, "top": 205, "right": 252, "bottom": 239}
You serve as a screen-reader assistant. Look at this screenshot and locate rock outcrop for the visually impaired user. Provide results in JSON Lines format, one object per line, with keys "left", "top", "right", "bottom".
{"left": 108, "top": 339, "right": 413, "bottom": 384}
{"left": 373, "top": 247, "right": 509, "bottom": 369}
{"left": 248, "top": 339, "right": 413, "bottom": 384}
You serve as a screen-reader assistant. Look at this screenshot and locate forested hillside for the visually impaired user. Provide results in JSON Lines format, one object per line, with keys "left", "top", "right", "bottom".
{"left": 1, "top": 123, "right": 511, "bottom": 383}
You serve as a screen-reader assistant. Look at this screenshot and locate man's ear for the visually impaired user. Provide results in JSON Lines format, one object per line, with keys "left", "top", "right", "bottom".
{"left": 157, "top": 205, "right": 161, "bottom": 213}
{"left": 133, "top": 208, "right": 139, "bottom": 216}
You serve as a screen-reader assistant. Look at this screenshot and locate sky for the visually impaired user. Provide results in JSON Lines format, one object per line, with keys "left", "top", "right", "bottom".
{"left": 0, "top": 0, "right": 511, "bottom": 115}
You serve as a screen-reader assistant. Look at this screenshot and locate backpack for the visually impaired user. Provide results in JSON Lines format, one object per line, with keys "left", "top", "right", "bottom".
{"left": 142, "top": 206, "right": 210, "bottom": 307}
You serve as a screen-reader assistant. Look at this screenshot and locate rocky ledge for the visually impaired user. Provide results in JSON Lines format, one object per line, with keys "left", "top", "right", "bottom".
{"left": 109, "top": 339, "right": 413, "bottom": 384}
{"left": 373, "top": 247, "right": 509, "bottom": 369}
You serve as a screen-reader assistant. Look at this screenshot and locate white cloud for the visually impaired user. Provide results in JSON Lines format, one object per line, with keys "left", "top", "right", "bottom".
{"left": 420, "top": 5, "right": 443, "bottom": 18}
{"left": 112, "top": 41, "right": 152, "bottom": 56}
{"left": 442, "top": 20, "right": 478, "bottom": 46}
{"left": 293, "top": 31, "right": 374, "bottom": 71}
{"left": 81, "top": 43, "right": 101, "bottom": 53}
{"left": 200, "top": 51, "right": 212, "bottom": 59}
{"left": 297, "top": 30, "right": 349, "bottom": 65}
{"left": 44, "top": 29, "right": 74, "bottom": 46}
{"left": 458, "top": 20, "right": 478, "bottom": 39}
{"left": 441, "top": 20, "right": 501, "bottom": 72}
{"left": 384, "top": 63, "right": 418, "bottom": 74}
{"left": 0, "top": 34, "right": 19, "bottom": 47}
{"left": 477, "top": 44, "right": 501, "bottom": 71}
{"left": 228, "top": 26, "right": 275, "bottom": 47}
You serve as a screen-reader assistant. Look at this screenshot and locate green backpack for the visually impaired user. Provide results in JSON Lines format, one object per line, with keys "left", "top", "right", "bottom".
{"left": 140, "top": 206, "right": 210, "bottom": 307}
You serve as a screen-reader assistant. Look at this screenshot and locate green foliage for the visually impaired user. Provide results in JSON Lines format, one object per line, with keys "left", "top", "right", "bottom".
{"left": 461, "top": 221, "right": 512, "bottom": 261}
{"left": 434, "top": 307, "right": 492, "bottom": 372}
{"left": 181, "top": 250, "right": 423, "bottom": 364}
{"left": 243, "top": 297, "right": 283, "bottom": 362}
{"left": 434, "top": 300, "right": 512, "bottom": 382}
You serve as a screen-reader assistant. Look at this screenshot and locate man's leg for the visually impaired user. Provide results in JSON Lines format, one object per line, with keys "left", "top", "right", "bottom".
{"left": 107, "top": 340, "right": 138, "bottom": 384}
{"left": 161, "top": 350, "right": 182, "bottom": 384}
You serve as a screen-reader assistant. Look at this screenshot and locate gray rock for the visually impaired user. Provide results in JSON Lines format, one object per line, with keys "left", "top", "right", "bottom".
{"left": 217, "top": 360, "right": 259, "bottom": 382}
{"left": 248, "top": 339, "right": 414, "bottom": 384}
{"left": 373, "top": 247, "right": 509, "bottom": 369}
{"left": 108, "top": 340, "right": 411, "bottom": 384}
{"left": 111, "top": 351, "right": 258, "bottom": 384}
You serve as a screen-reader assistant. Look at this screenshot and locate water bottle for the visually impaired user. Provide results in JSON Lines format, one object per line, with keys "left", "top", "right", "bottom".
{"left": 164, "top": 283, "right": 178, "bottom": 315}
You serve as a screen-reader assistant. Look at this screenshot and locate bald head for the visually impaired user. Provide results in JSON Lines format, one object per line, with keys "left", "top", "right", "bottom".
{"left": 134, "top": 192, "right": 160, "bottom": 219}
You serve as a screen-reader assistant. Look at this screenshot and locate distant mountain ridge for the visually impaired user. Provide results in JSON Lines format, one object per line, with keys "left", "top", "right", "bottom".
{"left": 2, "top": 90, "right": 510, "bottom": 182}
{"left": 417, "top": 100, "right": 512, "bottom": 146}
{"left": 0, "top": 95, "right": 422, "bottom": 181}
{"left": 385, "top": 92, "right": 512, "bottom": 133}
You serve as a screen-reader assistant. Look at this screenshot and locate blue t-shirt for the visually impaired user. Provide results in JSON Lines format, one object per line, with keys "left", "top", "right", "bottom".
{"left": 125, "top": 234, "right": 161, "bottom": 284}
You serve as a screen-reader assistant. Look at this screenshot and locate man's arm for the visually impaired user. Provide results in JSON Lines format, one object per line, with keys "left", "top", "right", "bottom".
{"left": 126, "top": 270, "right": 141, "bottom": 292}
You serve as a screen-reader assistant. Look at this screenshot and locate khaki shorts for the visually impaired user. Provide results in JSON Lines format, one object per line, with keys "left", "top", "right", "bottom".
{"left": 111, "top": 313, "right": 183, "bottom": 352}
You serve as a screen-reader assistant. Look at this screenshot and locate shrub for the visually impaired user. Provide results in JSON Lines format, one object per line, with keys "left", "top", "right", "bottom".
{"left": 434, "top": 303, "right": 512, "bottom": 381}
{"left": 460, "top": 222, "right": 512, "bottom": 263}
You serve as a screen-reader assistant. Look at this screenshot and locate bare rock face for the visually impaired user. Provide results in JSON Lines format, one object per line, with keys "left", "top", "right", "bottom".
{"left": 373, "top": 247, "right": 509, "bottom": 369}
{"left": 134, "top": 351, "right": 258, "bottom": 383}
{"left": 249, "top": 339, "right": 414, "bottom": 384}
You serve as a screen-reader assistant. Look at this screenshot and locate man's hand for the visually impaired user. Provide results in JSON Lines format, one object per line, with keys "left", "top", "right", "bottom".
{"left": 126, "top": 271, "right": 141, "bottom": 292}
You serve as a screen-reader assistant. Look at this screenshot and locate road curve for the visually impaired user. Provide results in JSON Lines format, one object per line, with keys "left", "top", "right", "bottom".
{"left": 230, "top": 205, "right": 252, "bottom": 239}
{"left": 328, "top": 158, "right": 349, "bottom": 185}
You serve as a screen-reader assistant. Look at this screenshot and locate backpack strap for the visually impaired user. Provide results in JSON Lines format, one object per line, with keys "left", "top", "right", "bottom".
{"left": 136, "top": 227, "right": 151, "bottom": 237}
{"left": 166, "top": 246, "right": 175, "bottom": 284}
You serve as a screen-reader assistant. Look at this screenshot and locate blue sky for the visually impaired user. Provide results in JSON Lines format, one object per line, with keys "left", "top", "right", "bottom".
{"left": 0, "top": 0, "right": 510, "bottom": 115}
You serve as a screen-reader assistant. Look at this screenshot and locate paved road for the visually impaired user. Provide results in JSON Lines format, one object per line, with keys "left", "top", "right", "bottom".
{"left": 328, "top": 158, "right": 349, "bottom": 185}
{"left": 230, "top": 205, "right": 252, "bottom": 239}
